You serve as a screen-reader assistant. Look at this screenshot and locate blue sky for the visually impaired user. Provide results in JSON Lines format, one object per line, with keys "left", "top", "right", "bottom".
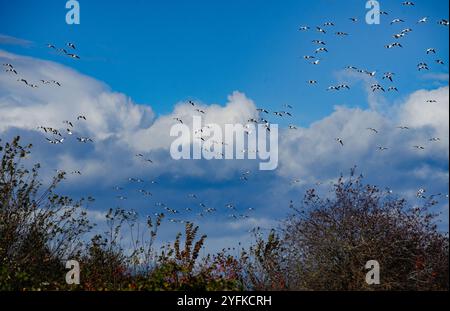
{"left": 1, "top": 0, "right": 448, "bottom": 124}
{"left": 0, "top": 0, "right": 449, "bottom": 252}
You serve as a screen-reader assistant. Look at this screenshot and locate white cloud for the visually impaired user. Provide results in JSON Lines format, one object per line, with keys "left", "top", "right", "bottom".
{"left": 421, "top": 73, "right": 449, "bottom": 83}
{"left": 0, "top": 50, "right": 155, "bottom": 140}
{"left": 0, "top": 50, "right": 261, "bottom": 185}
{"left": 1, "top": 49, "right": 448, "bottom": 188}
{"left": 1, "top": 50, "right": 448, "bottom": 252}
{"left": 400, "top": 87, "right": 449, "bottom": 141}
{"left": 129, "top": 91, "right": 257, "bottom": 152}
{"left": 0, "top": 34, "right": 33, "bottom": 47}
{"left": 277, "top": 86, "right": 449, "bottom": 184}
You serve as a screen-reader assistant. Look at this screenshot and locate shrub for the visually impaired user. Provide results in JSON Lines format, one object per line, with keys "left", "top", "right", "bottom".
{"left": 280, "top": 170, "right": 449, "bottom": 290}
{"left": 0, "top": 137, "right": 92, "bottom": 290}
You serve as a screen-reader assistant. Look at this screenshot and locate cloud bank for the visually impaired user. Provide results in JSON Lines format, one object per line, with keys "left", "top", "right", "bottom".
{"left": 0, "top": 50, "right": 448, "bottom": 250}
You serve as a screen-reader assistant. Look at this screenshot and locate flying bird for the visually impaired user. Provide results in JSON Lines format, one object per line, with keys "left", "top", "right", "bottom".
{"left": 138, "top": 189, "right": 152, "bottom": 196}
{"left": 5, "top": 68, "right": 17, "bottom": 74}
{"left": 316, "top": 26, "right": 326, "bottom": 34}
{"left": 67, "top": 53, "right": 80, "bottom": 59}
{"left": 417, "top": 17, "right": 428, "bottom": 24}
{"left": 382, "top": 72, "right": 395, "bottom": 82}
{"left": 17, "top": 78, "right": 29, "bottom": 85}
{"left": 315, "top": 47, "right": 328, "bottom": 53}
{"left": 438, "top": 19, "right": 449, "bottom": 26}
{"left": 63, "top": 120, "right": 74, "bottom": 127}
{"left": 390, "top": 18, "right": 405, "bottom": 25}
{"left": 77, "top": 137, "right": 93, "bottom": 143}
{"left": 290, "top": 178, "right": 301, "bottom": 185}
{"left": 312, "top": 40, "right": 326, "bottom": 45}
{"left": 416, "top": 188, "right": 426, "bottom": 198}
{"left": 371, "top": 84, "right": 385, "bottom": 92}
{"left": 393, "top": 33, "right": 405, "bottom": 39}
{"left": 225, "top": 203, "right": 236, "bottom": 210}
{"left": 3, "top": 64, "right": 14, "bottom": 71}
{"left": 385, "top": 42, "right": 402, "bottom": 49}
{"left": 326, "top": 85, "right": 339, "bottom": 91}
{"left": 400, "top": 28, "right": 412, "bottom": 34}
{"left": 413, "top": 145, "right": 425, "bottom": 150}
{"left": 257, "top": 108, "right": 269, "bottom": 114}
{"left": 46, "top": 138, "right": 64, "bottom": 145}
{"left": 417, "top": 62, "right": 429, "bottom": 71}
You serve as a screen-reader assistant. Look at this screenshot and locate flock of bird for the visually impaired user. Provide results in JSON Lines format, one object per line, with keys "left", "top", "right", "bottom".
{"left": 36, "top": 115, "right": 90, "bottom": 145}
{"left": 2, "top": 42, "right": 79, "bottom": 88}
{"left": 165, "top": 1, "right": 449, "bottom": 222}
{"left": 3, "top": 63, "right": 40, "bottom": 88}
{"left": 3, "top": 63, "right": 63, "bottom": 89}
{"left": 46, "top": 42, "right": 80, "bottom": 59}
{"left": 3, "top": 44, "right": 93, "bottom": 145}
{"left": 1, "top": 1, "right": 448, "bottom": 232}
{"left": 109, "top": 170, "right": 257, "bottom": 225}
{"left": 296, "top": 3, "right": 447, "bottom": 152}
